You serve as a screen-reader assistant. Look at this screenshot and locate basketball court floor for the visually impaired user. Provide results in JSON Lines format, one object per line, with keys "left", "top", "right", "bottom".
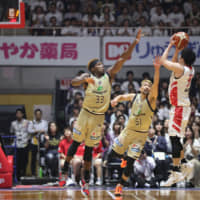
{"left": 1, "top": 186, "right": 200, "bottom": 200}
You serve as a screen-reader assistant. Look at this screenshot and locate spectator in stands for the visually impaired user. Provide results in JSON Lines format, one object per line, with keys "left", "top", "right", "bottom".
{"left": 86, "top": 19, "right": 98, "bottom": 36}
{"left": 163, "top": 119, "right": 172, "bottom": 154}
{"left": 82, "top": 6, "right": 99, "bottom": 26}
{"left": 153, "top": 20, "right": 169, "bottom": 36}
{"left": 99, "top": 21, "right": 115, "bottom": 36}
{"left": 192, "top": 121, "right": 200, "bottom": 140}
{"left": 101, "top": 121, "right": 111, "bottom": 161}
{"left": 69, "top": 106, "right": 80, "bottom": 127}
{"left": 132, "top": 3, "right": 149, "bottom": 26}
{"left": 28, "top": 109, "right": 48, "bottom": 176}
{"left": 64, "top": 3, "right": 81, "bottom": 25}
{"left": 157, "top": 101, "right": 169, "bottom": 121}
{"left": 45, "top": 3, "right": 63, "bottom": 26}
{"left": 10, "top": 108, "right": 29, "bottom": 181}
{"left": 117, "top": 7, "right": 132, "bottom": 26}
{"left": 183, "top": 0, "right": 193, "bottom": 17}
{"left": 101, "top": 0, "right": 115, "bottom": 16}
{"left": 132, "top": 149, "right": 157, "bottom": 188}
{"left": 180, "top": 126, "right": 200, "bottom": 187}
{"left": 99, "top": 6, "right": 115, "bottom": 26}
{"left": 136, "top": 16, "right": 152, "bottom": 36}
{"left": 121, "top": 71, "right": 140, "bottom": 93}
{"left": 167, "top": 5, "right": 184, "bottom": 32}
{"left": 150, "top": 6, "right": 167, "bottom": 26}
{"left": 47, "top": 16, "right": 61, "bottom": 36}
{"left": 117, "top": 19, "right": 134, "bottom": 36}
{"left": 30, "top": 0, "right": 47, "bottom": 12}
{"left": 189, "top": 18, "right": 200, "bottom": 36}
{"left": 31, "top": 6, "right": 45, "bottom": 36}
{"left": 61, "top": 19, "right": 79, "bottom": 36}
{"left": 48, "top": 0, "right": 65, "bottom": 13}
{"left": 188, "top": 3, "right": 200, "bottom": 22}
{"left": 58, "top": 128, "right": 73, "bottom": 169}
{"left": 44, "top": 122, "right": 61, "bottom": 177}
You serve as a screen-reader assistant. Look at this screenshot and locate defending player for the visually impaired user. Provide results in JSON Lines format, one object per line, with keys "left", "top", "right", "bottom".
{"left": 158, "top": 38, "right": 196, "bottom": 186}
{"left": 106, "top": 57, "right": 160, "bottom": 199}
{"left": 61, "top": 29, "right": 142, "bottom": 197}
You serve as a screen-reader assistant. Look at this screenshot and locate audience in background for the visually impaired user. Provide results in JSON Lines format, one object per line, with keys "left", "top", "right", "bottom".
{"left": 10, "top": 109, "right": 29, "bottom": 181}
{"left": 28, "top": 109, "right": 48, "bottom": 177}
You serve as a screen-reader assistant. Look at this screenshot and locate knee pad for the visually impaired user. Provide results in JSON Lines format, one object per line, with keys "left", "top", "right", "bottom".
{"left": 123, "top": 157, "right": 135, "bottom": 177}
{"left": 83, "top": 146, "right": 93, "bottom": 162}
{"left": 67, "top": 140, "right": 80, "bottom": 157}
{"left": 170, "top": 136, "right": 183, "bottom": 158}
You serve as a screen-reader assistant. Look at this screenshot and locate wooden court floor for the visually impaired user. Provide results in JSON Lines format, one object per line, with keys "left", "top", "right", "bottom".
{"left": 0, "top": 187, "right": 200, "bottom": 200}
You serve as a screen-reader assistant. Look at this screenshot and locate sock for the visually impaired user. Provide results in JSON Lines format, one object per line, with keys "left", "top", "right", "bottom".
{"left": 84, "top": 170, "right": 90, "bottom": 183}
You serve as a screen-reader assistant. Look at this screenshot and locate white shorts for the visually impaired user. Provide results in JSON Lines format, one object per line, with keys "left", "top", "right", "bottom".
{"left": 168, "top": 106, "right": 191, "bottom": 137}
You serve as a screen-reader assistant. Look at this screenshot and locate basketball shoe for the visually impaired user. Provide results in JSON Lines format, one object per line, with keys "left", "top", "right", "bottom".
{"left": 80, "top": 179, "right": 90, "bottom": 197}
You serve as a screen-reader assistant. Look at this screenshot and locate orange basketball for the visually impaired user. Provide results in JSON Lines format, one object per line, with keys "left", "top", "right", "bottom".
{"left": 172, "top": 32, "right": 189, "bottom": 50}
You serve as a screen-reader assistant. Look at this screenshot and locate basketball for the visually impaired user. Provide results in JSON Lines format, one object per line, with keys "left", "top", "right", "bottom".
{"left": 172, "top": 32, "right": 189, "bottom": 49}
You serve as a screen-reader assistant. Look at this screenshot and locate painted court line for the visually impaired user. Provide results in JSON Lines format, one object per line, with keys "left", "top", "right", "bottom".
{"left": 131, "top": 193, "right": 142, "bottom": 200}
{"left": 106, "top": 191, "right": 115, "bottom": 199}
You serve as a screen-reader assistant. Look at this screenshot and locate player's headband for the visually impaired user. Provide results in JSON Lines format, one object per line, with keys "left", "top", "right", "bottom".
{"left": 88, "top": 59, "right": 100, "bottom": 71}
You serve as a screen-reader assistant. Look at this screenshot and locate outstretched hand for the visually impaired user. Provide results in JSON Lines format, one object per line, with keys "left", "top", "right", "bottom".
{"left": 111, "top": 99, "right": 118, "bottom": 107}
{"left": 135, "top": 28, "right": 142, "bottom": 44}
{"left": 153, "top": 56, "right": 161, "bottom": 69}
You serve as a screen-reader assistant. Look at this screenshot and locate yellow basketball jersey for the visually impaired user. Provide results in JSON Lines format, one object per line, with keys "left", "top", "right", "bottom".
{"left": 83, "top": 73, "right": 111, "bottom": 114}
{"left": 126, "top": 94, "right": 154, "bottom": 132}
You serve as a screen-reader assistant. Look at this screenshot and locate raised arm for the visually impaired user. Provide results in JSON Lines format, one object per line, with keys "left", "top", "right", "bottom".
{"left": 71, "top": 73, "right": 94, "bottom": 87}
{"left": 111, "top": 93, "right": 135, "bottom": 107}
{"left": 107, "top": 29, "right": 142, "bottom": 81}
{"left": 148, "top": 56, "right": 160, "bottom": 109}
{"left": 159, "top": 40, "right": 184, "bottom": 77}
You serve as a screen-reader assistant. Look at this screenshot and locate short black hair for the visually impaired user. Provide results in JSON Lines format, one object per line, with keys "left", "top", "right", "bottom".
{"left": 16, "top": 108, "right": 24, "bottom": 114}
{"left": 126, "top": 71, "right": 134, "bottom": 77}
{"left": 34, "top": 108, "right": 42, "bottom": 114}
{"left": 181, "top": 48, "right": 196, "bottom": 66}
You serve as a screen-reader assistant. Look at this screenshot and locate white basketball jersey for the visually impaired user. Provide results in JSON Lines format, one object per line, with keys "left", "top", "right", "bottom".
{"left": 168, "top": 66, "right": 194, "bottom": 106}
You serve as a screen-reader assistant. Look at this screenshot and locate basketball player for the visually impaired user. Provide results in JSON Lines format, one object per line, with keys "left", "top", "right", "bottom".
{"left": 106, "top": 57, "right": 160, "bottom": 198}
{"left": 158, "top": 38, "right": 196, "bottom": 187}
{"left": 61, "top": 29, "right": 142, "bottom": 197}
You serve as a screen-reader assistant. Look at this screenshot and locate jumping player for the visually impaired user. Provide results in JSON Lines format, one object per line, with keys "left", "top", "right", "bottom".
{"left": 106, "top": 57, "right": 160, "bottom": 199}
{"left": 61, "top": 29, "right": 142, "bottom": 197}
{"left": 159, "top": 38, "right": 196, "bottom": 186}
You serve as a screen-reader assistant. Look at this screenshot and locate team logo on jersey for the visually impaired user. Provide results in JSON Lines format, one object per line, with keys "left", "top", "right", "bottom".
{"left": 114, "top": 137, "right": 123, "bottom": 147}
{"left": 97, "top": 86, "right": 103, "bottom": 91}
{"left": 73, "top": 128, "right": 81, "bottom": 135}
{"left": 90, "top": 132, "right": 100, "bottom": 140}
{"left": 131, "top": 144, "right": 140, "bottom": 152}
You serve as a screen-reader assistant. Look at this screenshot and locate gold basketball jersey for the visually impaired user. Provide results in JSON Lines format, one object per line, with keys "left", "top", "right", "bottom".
{"left": 83, "top": 73, "right": 111, "bottom": 114}
{"left": 126, "top": 94, "right": 154, "bottom": 132}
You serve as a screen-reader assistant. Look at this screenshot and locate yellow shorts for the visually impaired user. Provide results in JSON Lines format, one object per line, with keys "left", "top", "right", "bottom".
{"left": 72, "top": 108, "right": 105, "bottom": 147}
{"left": 112, "top": 127, "right": 148, "bottom": 160}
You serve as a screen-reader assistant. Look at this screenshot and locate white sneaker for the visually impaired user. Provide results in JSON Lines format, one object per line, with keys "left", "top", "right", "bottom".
{"left": 160, "top": 171, "right": 184, "bottom": 187}
{"left": 66, "top": 178, "right": 75, "bottom": 186}
{"left": 95, "top": 179, "right": 102, "bottom": 186}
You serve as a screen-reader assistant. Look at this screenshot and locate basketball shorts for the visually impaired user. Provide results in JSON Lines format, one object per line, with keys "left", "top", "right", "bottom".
{"left": 112, "top": 127, "right": 148, "bottom": 160}
{"left": 72, "top": 108, "right": 104, "bottom": 147}
{"left": 168, "top": 106, "right": 191, "bottom": 137}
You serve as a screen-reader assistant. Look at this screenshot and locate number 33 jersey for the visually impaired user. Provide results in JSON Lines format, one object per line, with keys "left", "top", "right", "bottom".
{"left": 83, "top": 73, "right": 111, "bottom": 114}
{"left": 126, "top": 94, "right": 154, "bottom": 132}
{"left": 168, "top": 66, "right": 194, "bottom": 107}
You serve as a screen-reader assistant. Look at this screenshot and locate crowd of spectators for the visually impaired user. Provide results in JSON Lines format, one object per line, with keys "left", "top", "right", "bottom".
{"left": 24, "top": 0, "right": 200, "bottom": 36}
